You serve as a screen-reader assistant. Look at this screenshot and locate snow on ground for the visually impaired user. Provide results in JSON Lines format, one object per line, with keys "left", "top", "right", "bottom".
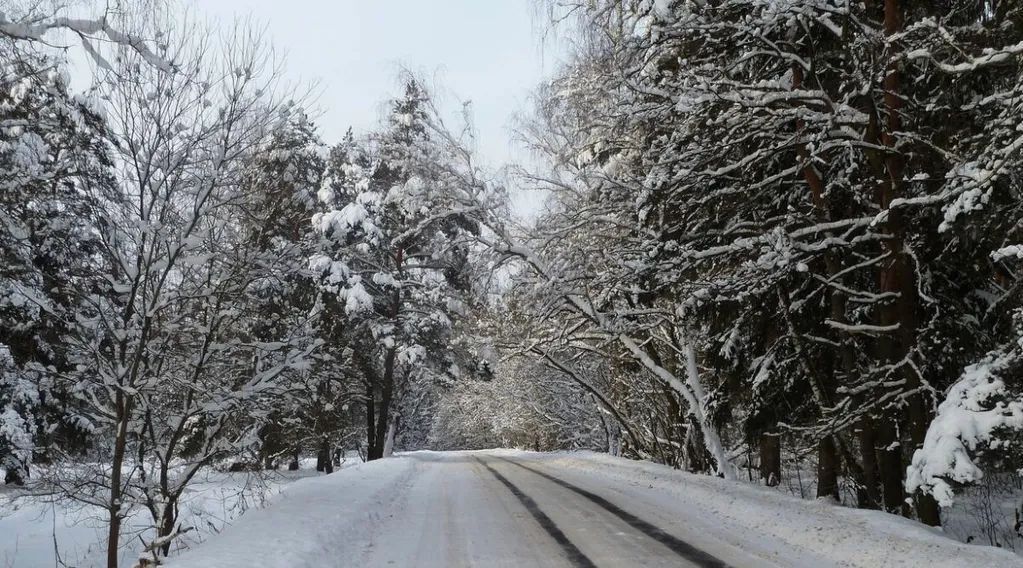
{"left": 0, "top": 457, "right": 359, "bottom": 567}
{"left": 941, "top": 476, "right": 1023, "bottom": 551}
{"left": 164, "top": 449, "right": 1022, "bottom": 568}
{"left": 516, "top": 450, "right": 1022, "bottom": 567}
{"left": 726, "top": 458, "right": 1023, "bottom": 554}
{"left": 169, "top": 457, "right": 419, "bottom": 568}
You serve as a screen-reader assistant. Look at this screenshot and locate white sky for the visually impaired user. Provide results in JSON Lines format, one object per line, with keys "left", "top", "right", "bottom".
{"left": 59, "top": 0, "right": 561, "bottom": 217}
{"left": 201, "top": 0, "right": 559, "bottom": 175}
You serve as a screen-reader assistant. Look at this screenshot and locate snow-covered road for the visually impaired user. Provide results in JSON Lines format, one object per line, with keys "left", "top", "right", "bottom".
{"left": 359, "top": 452, "right": 726, "bottom": 567}
{"left": 169, "top": 450, "right": 1023, "bottom": 568}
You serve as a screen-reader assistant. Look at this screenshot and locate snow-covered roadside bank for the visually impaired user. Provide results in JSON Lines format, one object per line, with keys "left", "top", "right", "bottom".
{"left": 167, "top": 457, "right": 418, "bottom": 568}
{"left": 497, "top": 450, "right": 1022, "bottom": 567}
{"left": 0, "top": 459, "right": 349, "bottom": 567}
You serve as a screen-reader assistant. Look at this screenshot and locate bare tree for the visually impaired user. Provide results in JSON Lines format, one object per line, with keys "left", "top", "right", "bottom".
{"left": 37, "top": 10, "right": 318, "bottom": 566}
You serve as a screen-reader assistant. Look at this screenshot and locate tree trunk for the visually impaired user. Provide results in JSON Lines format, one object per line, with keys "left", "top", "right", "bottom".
{"left": 681, "top": 338, "right": 733, "bottom": 479}
{"left": 857, "top": 418, "right": 881, "bottom": 509}
{"left": 760, "top": 433, "right": 781, "bottom": 487}
{"left": 107, "top": 392, "right": 129, "bottom": 568}
{"left": 365, "top": 381, "right": 378, "bottom": 460}
{"left": 159, "top": 498, "right": 178, "bottom": 556}
{"left": 792, "top": 59, "right": 854, "bottom": 506}
{"left": 876, "top": 0, "right": 940, "bottom": 526}
{"left": 317, "top": 437, "right": 333, "bottom": 473}
{"left": 876, "top": 0, "right": 905, "bottom": 514}
{"left": 684, "top": 415, "right": 709, "bottom": 474}
{"left": 382, "top": 417, "right": 397, "bottom": 458}
{"left": 913, "top": 480, "right": 941, "bottom": 525}
{"left": 875, "top": 419, "right": 904, "bottom": 513}
{"left": 817, "top": 435, "right": 840, "bottom": 501}
{"left": 288, "top": 448, "right": 299, "bottom": 471}
{"left": 369, "top": 347, "right": 397, "bottom": 461}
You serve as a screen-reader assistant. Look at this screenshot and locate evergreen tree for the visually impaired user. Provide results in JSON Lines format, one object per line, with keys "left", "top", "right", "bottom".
{"left": 0, "top": 48, "right": 112, "bottom": 485}
{"left": 312, "top": 80, "right": 480, "bottom": 459}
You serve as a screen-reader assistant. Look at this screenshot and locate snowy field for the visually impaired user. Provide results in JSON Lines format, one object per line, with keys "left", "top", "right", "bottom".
{"left": 159, "top": 450, "right": 1020, "bottom": 568}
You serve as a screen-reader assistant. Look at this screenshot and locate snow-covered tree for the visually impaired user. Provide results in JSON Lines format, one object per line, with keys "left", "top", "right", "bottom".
{"left": 25, "top": 14, "right": 322, "bottom": 565}
{"left": 312, "top": 80, "right": 484, "bottom": 460}
{"left": 515, "top": 0, "right": 1023, "bottom": 524}
{"left": 0, "top": 45, "right": 112, "bottom": 485}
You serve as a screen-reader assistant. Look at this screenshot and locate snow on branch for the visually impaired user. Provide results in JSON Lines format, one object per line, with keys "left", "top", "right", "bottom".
{"left": 993, "top": 245, "right": 1023, "bottom": 263}
{"left": 904, "top": 39, "right": 1023, "bottom": 75}
{"left": 906, "top": 343, "right": 1023, "bottom": 506}
{"left": 824, "top": 319, "right": 899, "bottom": 335}
{"left": 0, "top": 13, "right": 174, "bottom": 73}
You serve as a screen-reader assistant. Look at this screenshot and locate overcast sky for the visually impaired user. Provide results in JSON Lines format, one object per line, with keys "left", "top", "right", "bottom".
{"left": 200, "top": 0, "right": 559, "bottom": 174}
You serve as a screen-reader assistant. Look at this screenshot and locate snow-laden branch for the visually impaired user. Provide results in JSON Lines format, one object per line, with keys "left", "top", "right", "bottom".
{"left": 902, "top": 23, "right": 1023, "bottom": 75}
{"left": 529, "top": 345, "right": 647, "bottom": 453}
{"left": 824, "top": 320, "right": 900, "bottom": 335}
{"left": 0, "top": 14, "right": 174, "bottom": 73}
{"left": 906, "top": 343, "right": 1023, "bottom": 506}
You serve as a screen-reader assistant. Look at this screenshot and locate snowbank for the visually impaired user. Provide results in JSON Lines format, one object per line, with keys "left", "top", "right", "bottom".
{"left": 519, "top": 450, "right": 1022, "bottom": 568}
{"left": 168, "top": 457, "right": 417, "bottom": 568}
{"left": 0, "top": 464, "right": 328, "bottom": 567}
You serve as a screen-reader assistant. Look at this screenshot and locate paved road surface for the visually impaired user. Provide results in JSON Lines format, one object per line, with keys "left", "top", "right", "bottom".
{"left": 357, "top": 452, "right": 754, "bottom": 567}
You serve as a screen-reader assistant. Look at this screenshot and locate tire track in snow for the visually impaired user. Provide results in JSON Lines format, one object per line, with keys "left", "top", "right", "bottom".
{"left": 475, "top": 458, "right": 598, "bottom": 568}
{"left": 497, "top": 457, "right": 732, "bottom": 568}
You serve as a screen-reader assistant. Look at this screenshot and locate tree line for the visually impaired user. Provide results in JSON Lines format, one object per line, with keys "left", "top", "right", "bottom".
{"left": 0, "top": 4, "right": 502, "bottom": 566}
{"left": 481, "top": 0, "right": 1023, "bottom": 530}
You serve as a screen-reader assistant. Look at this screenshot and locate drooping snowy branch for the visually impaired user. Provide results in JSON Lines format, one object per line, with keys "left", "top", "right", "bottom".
{"left": 907, "top": 341, "right": 1023, "bottom": 506}
{"left": 0, "top": 13, "right": 174, "bottom": 73}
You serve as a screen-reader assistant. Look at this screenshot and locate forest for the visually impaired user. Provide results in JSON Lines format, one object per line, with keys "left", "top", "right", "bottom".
{"left": 3, "top": 0, "right": 1023, "bottom": 566}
